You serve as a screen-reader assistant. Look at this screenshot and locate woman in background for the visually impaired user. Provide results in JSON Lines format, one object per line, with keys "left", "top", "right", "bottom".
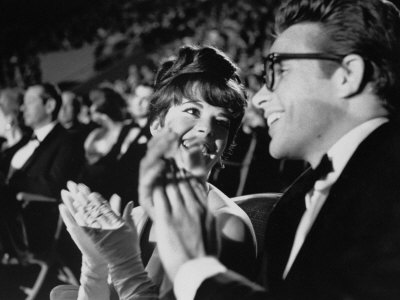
{"left": 0, "top": 88, "right": 30, "bottom": 181}
{"left": 0, "top": 88, "right": 31, "bottom": 264}
{"left": 78, "top": 86, "right": 133, "bottom": 203}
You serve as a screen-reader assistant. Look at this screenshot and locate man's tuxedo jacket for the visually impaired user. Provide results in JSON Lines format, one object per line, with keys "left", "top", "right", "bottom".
{"left": 8, "top": 123, "right": 84, "bottom": 198}
{"left": 196, "top": 122, "right": 400, "bottom": 300}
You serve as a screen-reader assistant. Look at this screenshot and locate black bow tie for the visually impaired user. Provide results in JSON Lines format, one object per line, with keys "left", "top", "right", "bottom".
{"left": 290, "top": 154, "right": 334, "bottom": 201}
{"left": 30, "top": 134, "right": 39, "bottom": 142}
{"left": 311, "top": 154, "right": 333, "bottom": 182}
{"left": 299, "top": 154, "right": 333, "bottom": 200}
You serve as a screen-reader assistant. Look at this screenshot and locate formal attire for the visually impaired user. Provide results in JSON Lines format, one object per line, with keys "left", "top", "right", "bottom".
{"left": 3, "top": 122, "right": 84, "bottom": 255}
{"left": 114, "top": 123, "right": 151, "bottom": 208}
{"left": 7, "top": 122, "right": 84, "bottom": 197}
{"left": 78, "top": 124, "right": 134, "bottom": 200}
{"left": 174, "top": 118, "right": 400, "bottom": 300}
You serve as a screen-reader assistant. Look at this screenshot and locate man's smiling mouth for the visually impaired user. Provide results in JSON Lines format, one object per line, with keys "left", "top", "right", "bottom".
{"left": 267, "top": 112, "right": 283, "bottom": 127}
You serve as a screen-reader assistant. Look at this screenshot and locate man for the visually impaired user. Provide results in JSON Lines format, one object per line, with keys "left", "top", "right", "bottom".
{"left": 8, "top": 83, "right": 84, "bottom": 197}
{"left": 58, "top": 90, "right": 80, "bottom": 130}
{"left": 116, "top": 84, "right": 153, "bottom": 208}
{"left": 3, "top": 83, "right": 84, "bottom": 258}
{"left": 58, "top": 90, "right": 87, "bottom": 131}
{"left": 140, "top": 0, "right": 400, "bottom": 299}
{"left": 127, "top": 84, "right": 153, "bottom": 127}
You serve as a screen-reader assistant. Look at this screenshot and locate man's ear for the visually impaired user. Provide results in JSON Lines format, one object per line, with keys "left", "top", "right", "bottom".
{"left": 336, "top": 54, "right": 365, "bottom": 98}
{"left": 149, "top": 118, "right": 162, "bottom": 136}
{"left": 4, "top": 114, "right": 14, "bottom": 127}
{"left": 45, "top": 98, "right": 56, "bottom": 115}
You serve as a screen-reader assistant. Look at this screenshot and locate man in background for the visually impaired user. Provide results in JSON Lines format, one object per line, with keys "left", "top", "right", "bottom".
{"left": 4, "top": 83, "right": 84, "bottom": 259}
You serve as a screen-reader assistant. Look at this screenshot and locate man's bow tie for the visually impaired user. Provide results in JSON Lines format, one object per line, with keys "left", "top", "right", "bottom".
{"left": 298, "top": 154, "right": 333, "bottom": 197}
{"left": 30, "top": 134, "right": 39, "bottom": 142}
{"left": 312, "top": 154, "right": 333, "bottom": 180}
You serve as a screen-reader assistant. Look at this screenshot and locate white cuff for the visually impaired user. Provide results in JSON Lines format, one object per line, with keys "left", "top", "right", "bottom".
{"left": 173, "top": 256, "right": 227, "bottom": 300}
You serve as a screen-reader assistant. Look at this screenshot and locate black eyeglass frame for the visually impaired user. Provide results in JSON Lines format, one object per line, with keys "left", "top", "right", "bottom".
{"left": 263, "top": 52, "right": 346, "bottom": 91}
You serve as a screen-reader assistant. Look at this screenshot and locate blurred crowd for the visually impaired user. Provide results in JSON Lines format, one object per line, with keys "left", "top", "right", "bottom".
{"left": 0, "top": 1, "right": 305, "bottom": 296}
{"left": 1, "top": 0, "right": 277, "bottom": 96}
{"left": 93, "top": 0, "right": 275, "bottom": 96}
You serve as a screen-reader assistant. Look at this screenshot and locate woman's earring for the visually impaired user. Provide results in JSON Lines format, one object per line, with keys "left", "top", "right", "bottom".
{"left": 5, "top": 123, "right": 12, "bottom": 131}
{"left": 219, "top": 159, "right": 225, "bottom": 169}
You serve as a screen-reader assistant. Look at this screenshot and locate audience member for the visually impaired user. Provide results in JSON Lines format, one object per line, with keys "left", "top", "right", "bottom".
{"left": 51, "top": 45, "right": 256, "bottom": 300}
{"left": 137, "top": 0, "right": 400, "bottom": 299}
{"left": 116, "top": 84, "right": 153, "bottom": 208}
{"left": 126, "top": 84, "right": 153, "bottom": 128}
{"left": 78, "top": 86, "right": 132, "bottom": 201}
{"left": 0, "top": 88, "right": 30, "bottom": 262}
{"left": 0, "top": 88, "right": 31, "bottom": 180}
{"left": 1, "top": 83, "right": 84, "bottom": 261}
{"left": 58, "top": 90, "right": 94, "bottom": 148}
{"left": 58, "top": 91, "right": 87, "bottom": 131}
{"left": 8, "top": 83, "right": 84, "bottom": 197}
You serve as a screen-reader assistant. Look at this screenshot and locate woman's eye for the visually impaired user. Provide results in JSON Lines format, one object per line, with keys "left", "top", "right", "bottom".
{"left": 184, "top": 108, "right": 200, "bottom": 117}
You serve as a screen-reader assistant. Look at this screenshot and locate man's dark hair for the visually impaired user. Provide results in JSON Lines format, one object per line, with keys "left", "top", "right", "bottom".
{"left": 275, "top": 0, "right": 400, "bottom": 115}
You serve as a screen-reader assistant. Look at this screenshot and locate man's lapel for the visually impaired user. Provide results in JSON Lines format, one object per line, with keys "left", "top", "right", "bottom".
{"left": 265, "top": 168, "right": 314, "bottom": 283}
{"left": 19, "top": 124, "right": 60, "bottom": 172}
{"left": 280, "top": 122, "right": 393, "bottom": 280}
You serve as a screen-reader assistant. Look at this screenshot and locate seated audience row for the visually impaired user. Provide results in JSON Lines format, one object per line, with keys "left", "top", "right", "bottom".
{"left": 0, "top": 81, "right": 153, "bottom": 264}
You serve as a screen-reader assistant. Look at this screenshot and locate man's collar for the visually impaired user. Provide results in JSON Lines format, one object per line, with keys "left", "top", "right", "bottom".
{"left": 34, "top": 122, "right": 57, "bottom": 142}
{"left": 327, "top": 117, "right": 389, "bottom": 177}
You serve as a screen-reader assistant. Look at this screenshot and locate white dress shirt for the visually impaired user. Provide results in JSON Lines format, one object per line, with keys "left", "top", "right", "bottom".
{"left": 173, "top": 117, "right": 388, "bottom": 300}
{"left": 10, "top": 122, "right": 56, "bottom": 170}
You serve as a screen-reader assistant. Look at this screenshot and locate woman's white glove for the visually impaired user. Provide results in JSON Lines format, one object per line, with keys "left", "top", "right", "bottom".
{"left": 62, "top": 181, "right": 158, "bottom": 300}
{"left": 59, "top": 194, "right": 109, "bottom": 300}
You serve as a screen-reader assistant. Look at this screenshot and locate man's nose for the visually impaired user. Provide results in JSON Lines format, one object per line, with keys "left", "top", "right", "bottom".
{"left": 251, "top": 85, "right": 272, "bottom": 110}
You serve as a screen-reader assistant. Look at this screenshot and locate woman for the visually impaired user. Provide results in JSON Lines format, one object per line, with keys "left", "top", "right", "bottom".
{"left": 53, "top": 45, "right": 256, "bottom": 300}
{"left": 0, "top": 88, "right": 31, "bottom": 263}
{"left": 0, "top": 88, "right": 30, "bottom": 180}
{"left": 78, "top": 86, "right": 136, "bottom": 202}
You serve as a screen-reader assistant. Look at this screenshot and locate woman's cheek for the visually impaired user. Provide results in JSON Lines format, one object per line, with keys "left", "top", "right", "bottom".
{"left": 165, "top": 116, "right": 194, "bottom": 136}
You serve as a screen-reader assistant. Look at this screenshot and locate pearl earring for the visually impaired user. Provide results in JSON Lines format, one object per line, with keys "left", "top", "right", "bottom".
{"left": 219, "top": 159, "right": 225, "bottom": 169}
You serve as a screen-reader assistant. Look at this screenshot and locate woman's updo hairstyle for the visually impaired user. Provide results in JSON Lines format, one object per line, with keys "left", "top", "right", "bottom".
{"left": 149, "top": 45, "right": 247, "bottom": 153}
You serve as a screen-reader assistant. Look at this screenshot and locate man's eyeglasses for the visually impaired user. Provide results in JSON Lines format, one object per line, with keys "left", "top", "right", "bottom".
{"left": 263, "top": 53, "right": 346, "bottom": 91}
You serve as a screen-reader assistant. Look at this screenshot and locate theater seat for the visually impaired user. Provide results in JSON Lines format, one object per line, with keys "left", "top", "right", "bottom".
{"left": 15, "top": 192, "right": 78, "bottom": 300}
{"left": 232, "top": 193, "right": 281, "bottom": 284}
